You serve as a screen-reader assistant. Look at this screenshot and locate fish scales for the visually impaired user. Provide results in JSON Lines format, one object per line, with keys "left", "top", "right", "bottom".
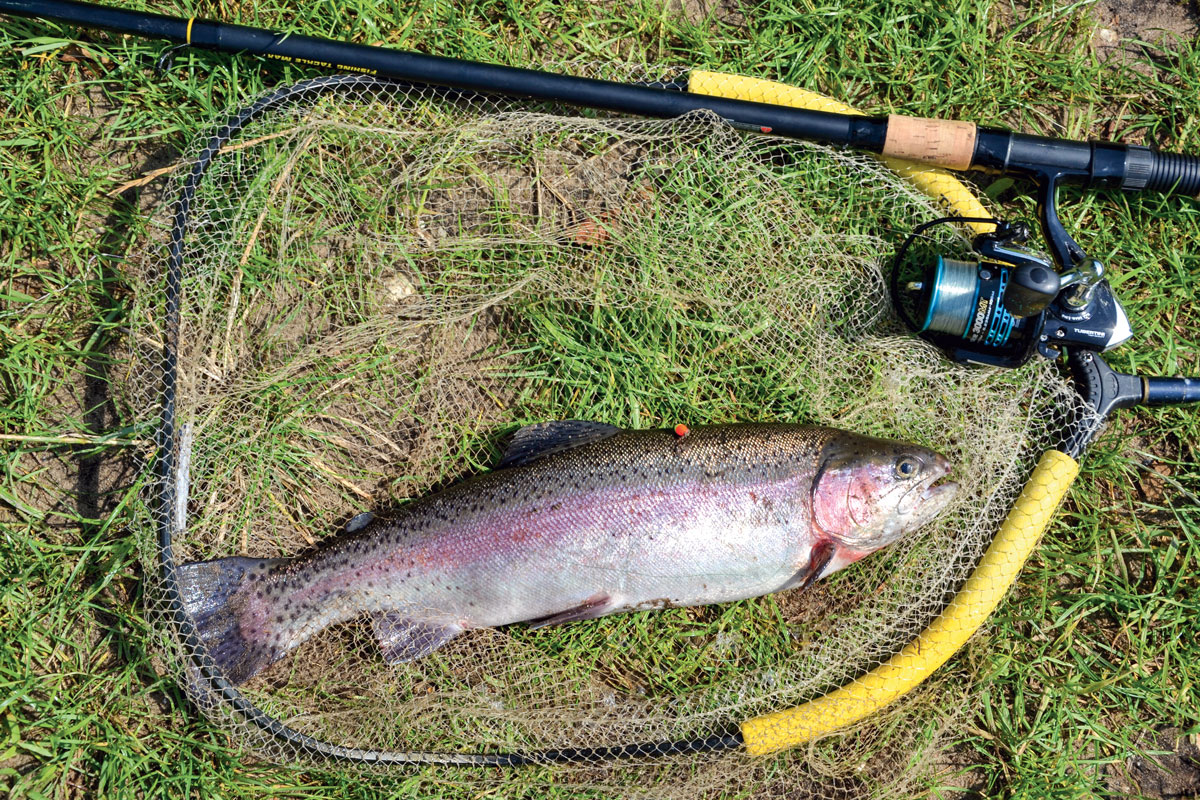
{"left": 176, "top": 423, "right": 957, "bottom": 684}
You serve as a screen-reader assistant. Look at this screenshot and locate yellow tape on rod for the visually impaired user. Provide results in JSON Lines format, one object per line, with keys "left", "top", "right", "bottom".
{"left": 688, "top": 70, "right": 995, "bottom": 237}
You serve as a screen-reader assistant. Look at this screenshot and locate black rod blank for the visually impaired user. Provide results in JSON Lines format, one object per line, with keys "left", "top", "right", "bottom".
{"left": 7, "top": 0, "right": 1200, "bottom": 195}
{"left": 0, "top": 0, "right": 887, "bottom": 150}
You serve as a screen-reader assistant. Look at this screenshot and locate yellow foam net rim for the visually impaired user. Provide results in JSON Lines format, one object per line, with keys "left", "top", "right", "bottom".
{"left": 742, "top": 450, "right": 1078, "bottom": 754}
{"left": 688, "top": 71, "right": 1078, "bottom": 754}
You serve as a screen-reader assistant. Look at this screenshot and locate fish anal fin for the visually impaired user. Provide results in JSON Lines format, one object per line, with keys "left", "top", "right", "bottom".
{"left": 498, "top": 421, "right": 622, "bottom": 468}
{"left": 525, "top": 593, "right": 614, "bottom": 630}
{"left": 370, "top": 612, "right": 463, "bottom": 663}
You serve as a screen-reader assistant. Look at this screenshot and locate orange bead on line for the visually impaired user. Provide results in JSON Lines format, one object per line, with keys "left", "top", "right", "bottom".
{"left": 674, "top": 424, "right": 690, "bottom": 438}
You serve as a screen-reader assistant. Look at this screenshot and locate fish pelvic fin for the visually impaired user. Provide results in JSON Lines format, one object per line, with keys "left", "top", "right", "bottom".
{"left": 371, "top": 612, "right": 463, "bottom": 662}
{"left": 175, "top": 556, "right": 287, "bottom": 685}
{"left": 524, "top": 593, "right": 614, "bottom": 629}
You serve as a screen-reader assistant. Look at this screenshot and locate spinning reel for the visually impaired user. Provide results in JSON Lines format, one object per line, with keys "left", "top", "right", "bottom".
{"left": 893, "top": 216, "right": 1131, "bottom": 370}
{"left": 889, "top": 132, "right": 1200, "bottom": 370}
{"left": 892, "top": 173, "right": 1200, "bottom": 454}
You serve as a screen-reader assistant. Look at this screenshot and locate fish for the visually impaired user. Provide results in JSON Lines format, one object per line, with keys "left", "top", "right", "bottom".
{"left": 176, "top": 422, "right": 957, "bottom": 685}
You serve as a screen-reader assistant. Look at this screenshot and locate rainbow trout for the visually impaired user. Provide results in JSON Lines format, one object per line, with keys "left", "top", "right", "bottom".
{"left": 178, "top": 422, "right": 956, "bottom": 684}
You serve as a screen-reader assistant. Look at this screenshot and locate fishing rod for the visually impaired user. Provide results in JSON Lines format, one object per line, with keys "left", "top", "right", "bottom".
{"left": 5, "top": 0, "right": 1200, "bottom": 373}
{"left": 5, "top": 0, "right": 1200, "bottom": 197}
{"left": 8, "top": 0, "right": 1200, "bottom": 769}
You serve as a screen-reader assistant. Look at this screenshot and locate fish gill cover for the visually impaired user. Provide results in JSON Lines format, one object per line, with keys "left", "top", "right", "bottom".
{"left": 112, "top": 68, "right": 1083, "bottom": 797}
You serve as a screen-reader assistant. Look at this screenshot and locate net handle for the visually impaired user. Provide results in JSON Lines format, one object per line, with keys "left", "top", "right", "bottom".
{"left": 741, "top": 449, "right": 1080, "bottom": 754}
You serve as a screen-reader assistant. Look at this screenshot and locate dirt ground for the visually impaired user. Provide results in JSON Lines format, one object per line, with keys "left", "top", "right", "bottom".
{"left": 1092, "top": 0, "right": 1198, "bottom": 43}
{"left": 1104, "top": 727, "right": 1200, "bottom": 799}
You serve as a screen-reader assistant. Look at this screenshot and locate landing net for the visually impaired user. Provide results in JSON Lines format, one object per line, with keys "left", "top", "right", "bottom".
{"left": 117, "top": 69, "right": 1084, "bottom": 797}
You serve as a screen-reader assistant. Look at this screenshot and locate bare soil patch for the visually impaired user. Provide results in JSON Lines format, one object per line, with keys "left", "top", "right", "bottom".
{"left": 1092, "top": 0, "right": 1198, "bottom": 45}
{"left": 670, "top": 0, "right": 747, "bottom": 28}
{"left": 1105, "top": 726, "right": 1200, "bottom": 799}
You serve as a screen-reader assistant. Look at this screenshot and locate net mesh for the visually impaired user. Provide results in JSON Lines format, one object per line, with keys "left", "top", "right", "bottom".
{"left": 113, "top": 70, "right": 1087, "bottom": 796}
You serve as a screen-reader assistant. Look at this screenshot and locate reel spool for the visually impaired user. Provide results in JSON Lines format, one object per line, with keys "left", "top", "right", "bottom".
{"left": 893, "top": 217, "right": 1132, "bottom": 369}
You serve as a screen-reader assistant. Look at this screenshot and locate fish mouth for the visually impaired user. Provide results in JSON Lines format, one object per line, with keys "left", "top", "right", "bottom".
{"left": 900, "top": 455, "right": 957, "bottom": 528}
{"left": 911, "top": 458, "right": 958, "bottom": 525}
{"left": 920, "top": 479, "right": 959, "bottom": 509}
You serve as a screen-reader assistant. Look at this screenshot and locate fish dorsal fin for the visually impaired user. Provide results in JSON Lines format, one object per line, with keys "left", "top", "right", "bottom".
{"left": 498, "top": 420, "right": 622, "bottom": 468}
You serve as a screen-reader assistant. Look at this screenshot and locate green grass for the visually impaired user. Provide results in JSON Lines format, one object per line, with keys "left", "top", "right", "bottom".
{"left": 2, "top": 0, "right": 1199, "bottom": 798}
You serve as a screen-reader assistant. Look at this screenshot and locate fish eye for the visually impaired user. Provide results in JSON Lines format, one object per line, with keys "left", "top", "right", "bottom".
{"left": 895, "top": 457, "right": 920, "bottom": 478}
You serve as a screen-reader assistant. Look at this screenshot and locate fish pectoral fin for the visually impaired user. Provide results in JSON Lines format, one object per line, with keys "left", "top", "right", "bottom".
{"left": 778, "top": 541, "right": 837, "bottom": 592}
{"left": 524, "top": 593, "right": 614, "bottom": 630}
{"left": 498, "top": 420, "right": 622, "bottom": 468}
{"left": 370, "top": 613, "right": 463, "bottom": 663}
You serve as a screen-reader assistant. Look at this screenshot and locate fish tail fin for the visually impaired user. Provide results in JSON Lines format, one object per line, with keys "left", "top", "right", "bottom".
{"left": 175, "top": 556, "right": 287, "bottom": 685}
